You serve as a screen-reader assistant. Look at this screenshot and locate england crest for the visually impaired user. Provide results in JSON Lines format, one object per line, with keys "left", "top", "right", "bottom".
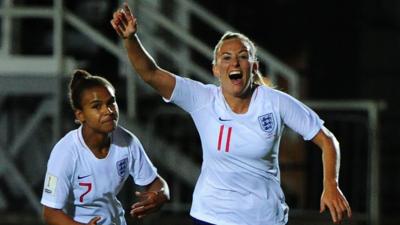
{"left": 258, "top": 113, "right": 275, "bottom": 133}
{"left": 116, "top": 158, "right": 128, "bottom": 177}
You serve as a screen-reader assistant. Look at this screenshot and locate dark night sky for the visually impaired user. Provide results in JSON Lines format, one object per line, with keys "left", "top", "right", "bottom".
{"left": 195, "top": 0, "right": 363, "bottom": 99}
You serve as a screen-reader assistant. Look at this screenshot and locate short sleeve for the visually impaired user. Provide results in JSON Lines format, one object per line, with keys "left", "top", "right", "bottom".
{"left": 129, "top": 136, "right": 158, "bottom": 186}
{"left": 277, "top": 91, "right": 324, "bottom": 140}
{"left": 163, "top": 75, "right": 214, "bottom": 113}
{"left": 40, "top": 142, "right": 74, "bottom": 209}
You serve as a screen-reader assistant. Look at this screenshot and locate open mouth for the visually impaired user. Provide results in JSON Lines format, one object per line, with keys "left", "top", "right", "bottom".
{"left": 228, "top": 71, "right": 243, "bottom": 80}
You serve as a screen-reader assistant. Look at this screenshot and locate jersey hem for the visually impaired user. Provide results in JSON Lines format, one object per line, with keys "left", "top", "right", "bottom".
{"left": 190, "top": 212, "right": 287, "bottom": 225}
{"left": 190, "top": 212, "right": 229, "bottom": 225}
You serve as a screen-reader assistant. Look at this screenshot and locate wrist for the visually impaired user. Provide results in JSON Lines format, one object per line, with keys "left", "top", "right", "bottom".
{"left": 150, "top": 187, "right": 170, "bottom": 202}
{"left": 323, "top": 179, "right": 338, "bottom": 188}
{"left": 126, "top": 33, "right": 138, "bottom": 42}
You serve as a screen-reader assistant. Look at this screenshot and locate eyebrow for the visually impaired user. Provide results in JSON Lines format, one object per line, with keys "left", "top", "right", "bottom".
{"left": 89, "top": 100, "right": 101, "bottom": 105}
{"left": 89, "top": 96, "right": 115, "bottom": 105}
{"left": 220, "top": 49, "right": 249, "bottom": 55}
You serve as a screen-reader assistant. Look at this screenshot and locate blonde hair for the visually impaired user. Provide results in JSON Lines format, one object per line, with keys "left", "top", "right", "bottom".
{"left": 212, "top": 31, "right": 272, "bottom": 87}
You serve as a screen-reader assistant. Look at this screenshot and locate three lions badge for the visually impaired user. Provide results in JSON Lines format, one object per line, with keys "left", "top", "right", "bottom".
{"left": 116, "top": 158, "right": 128, "bottom": 177}
{"left": 258, "top": 113, "right": 275, "bottom": 136}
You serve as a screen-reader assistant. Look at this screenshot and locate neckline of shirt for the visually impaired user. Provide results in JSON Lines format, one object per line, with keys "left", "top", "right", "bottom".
{"left": 76, "top": 125, "right": 114, "bottom": 160}
{"left": 218, "top": 86, "right": 260, "bottom": 120}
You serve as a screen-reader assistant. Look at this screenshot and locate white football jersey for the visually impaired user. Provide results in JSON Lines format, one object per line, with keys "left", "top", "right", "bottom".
{"left": 41, "top": 125, "right": 158, "bottom": 225}
{"left": 165, "top": 76, "right": 324, "bottom": 225}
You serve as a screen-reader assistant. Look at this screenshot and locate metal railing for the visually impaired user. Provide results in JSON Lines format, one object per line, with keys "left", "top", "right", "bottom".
{"left": 136, "top": 0, "right": 300, "bottom": 96}
{"left": 305, "top": 100, "right": 386, "bottom": 225}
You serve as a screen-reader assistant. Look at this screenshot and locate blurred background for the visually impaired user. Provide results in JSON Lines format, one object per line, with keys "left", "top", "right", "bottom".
{"left": 0, "top": 0, "right": 397, "bottom": 224}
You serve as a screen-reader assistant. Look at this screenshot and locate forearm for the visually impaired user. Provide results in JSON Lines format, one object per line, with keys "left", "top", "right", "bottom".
{"left": 321, "top": 135, "right": 340, "bottom": 186}
{"left": 312, "top": 127, "right": 341, "bottom": 186}
{"left": 43, "top": 207, "right": 83, "bottom": 225}
{"left": 124, "top": 34, "right": 159, "bottom": 83}
{"left": 314, "top": 127, "right": 352, "bottom": 222}
{"left": 112, "top": 4, "right": 175, "bottom": 98}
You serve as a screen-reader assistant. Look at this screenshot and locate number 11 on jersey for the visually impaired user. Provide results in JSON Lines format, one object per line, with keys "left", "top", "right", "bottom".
{"left": 217, "top": 125, "right": 232, "bottom": 152}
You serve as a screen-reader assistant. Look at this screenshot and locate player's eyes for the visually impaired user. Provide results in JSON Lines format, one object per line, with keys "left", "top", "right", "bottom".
{"left": 91, "top": 104, "right": 101, "bottom": 109}
{"left": 222, "top": 55, "right": 232, "bottom": 61}
{"left": 239, "top": 54, "right": 249, "bottom": 60}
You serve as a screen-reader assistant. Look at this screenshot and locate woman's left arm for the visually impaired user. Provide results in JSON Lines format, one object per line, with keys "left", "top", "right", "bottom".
{"left": 312, "top": 126, "right": 352, "bottom": 224}
{"left": 129, "top": 175, "right": 170, "bottom": 219}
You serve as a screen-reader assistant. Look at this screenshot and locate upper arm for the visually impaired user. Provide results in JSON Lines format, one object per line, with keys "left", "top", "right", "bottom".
{"left": 311, "top": 128, "right": 326, "bottom": 148}
{"left": 147, "top": 68, "right": 176, "bottom": 99}
{"left": 41, "top": 144, "right": 74, "bottom": 209}
{"left": 311, "top": 126, "right": 338, "bottom": 151}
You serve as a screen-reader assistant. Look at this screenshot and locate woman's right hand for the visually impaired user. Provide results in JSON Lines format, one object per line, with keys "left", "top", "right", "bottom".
{"left": 111, "top": 2, "right": 137, "bottom": 40}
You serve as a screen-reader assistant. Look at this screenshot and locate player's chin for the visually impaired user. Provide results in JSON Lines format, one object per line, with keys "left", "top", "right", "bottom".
{"left": 102, "top": 121, "right": 118, "bottom": 133}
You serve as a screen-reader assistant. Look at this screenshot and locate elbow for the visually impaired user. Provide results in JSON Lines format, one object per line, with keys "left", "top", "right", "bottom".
{"left": 141, "top": 72, "right": 154, "bottom": 84}
{"left": 325, "top": 128, "right": 340, "bottom": 150}
{"left": 322, "top": 127, "right": 338, "bottom": 143}
{"left": 313, "top": 127, "right": 340, "bottom": 152}
{"left": 333, "top": 136, "right": 340, "bottom": 149}
{"left": 137, "top": 66, "right": 159, "bottom": 84}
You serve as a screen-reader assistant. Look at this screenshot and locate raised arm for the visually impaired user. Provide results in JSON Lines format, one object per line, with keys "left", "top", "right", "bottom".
{"left": 312, "top": 126, "right": 352, "bottom": 224}
{"left": 110, "top": 2, "right": 176, "bottom": 99}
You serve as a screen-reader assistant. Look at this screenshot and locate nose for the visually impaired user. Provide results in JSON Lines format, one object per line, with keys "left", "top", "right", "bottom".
{"left": 232, "top": 56, "right": 240, "bottom": 67}
{"left": 107, "top": 106, "right": 115, "bottom": 114}
{"left": 102, "top": 105, "right": 114, "bottom": 115}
